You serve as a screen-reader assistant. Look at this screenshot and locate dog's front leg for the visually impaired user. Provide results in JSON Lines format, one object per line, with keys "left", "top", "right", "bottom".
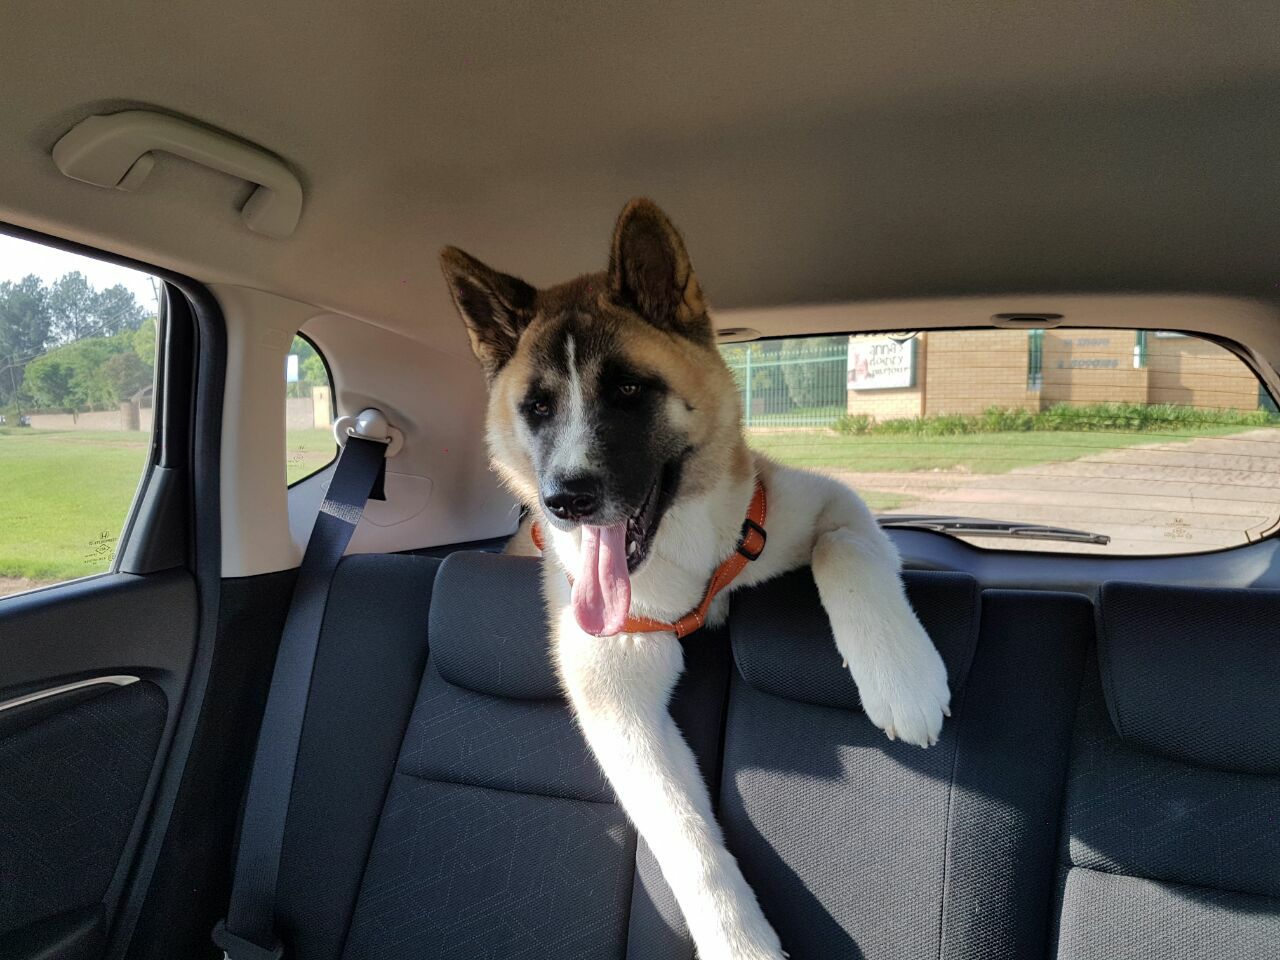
{"left": 811, "top": 492, "right": 951, "bottom": 747}
{"left": 554, "top": 608, "right": 784, "bottom": 960}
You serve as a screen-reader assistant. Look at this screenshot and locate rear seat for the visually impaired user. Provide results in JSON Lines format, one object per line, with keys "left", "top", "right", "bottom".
{"left": 255, "top": 551, "right": 1279, "bottom": 959}
{"left": 1053, "top": 582, "right": 1280, "bottom": 959}
{"left": 272, "top": 551, "right": 730, "bottom": 960}
{"left": 724, "top": 570, "right": 1092, "bottom": 958}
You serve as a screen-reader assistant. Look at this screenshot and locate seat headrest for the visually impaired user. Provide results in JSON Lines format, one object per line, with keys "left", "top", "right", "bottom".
{"left": 730, "top": 568, "right": 980, "bottom": 711}
{"left": 429, "top": 552, "right": 562, "bottom": 700}
{"left": 1099, "top": 582, "right": 1280, "bottom": 775}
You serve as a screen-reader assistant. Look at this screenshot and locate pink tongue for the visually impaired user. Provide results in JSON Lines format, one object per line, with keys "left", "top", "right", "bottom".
{"left": 572, "top": 523, "right": 632, "bottom": 636}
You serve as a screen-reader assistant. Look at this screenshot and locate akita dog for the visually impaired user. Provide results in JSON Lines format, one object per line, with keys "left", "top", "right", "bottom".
{"left": 441, "top": 199, "right": 949, "bottom": 960}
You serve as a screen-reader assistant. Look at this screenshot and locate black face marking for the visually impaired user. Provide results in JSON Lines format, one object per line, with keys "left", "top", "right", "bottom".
{"left": 520, "top": 313, "right": 687, "bottom": 570}
{"left": 519, "top": 380, "right": 556, "bottom": 430}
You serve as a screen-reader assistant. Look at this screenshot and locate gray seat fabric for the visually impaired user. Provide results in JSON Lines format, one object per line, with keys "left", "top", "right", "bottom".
{"left": 723, "top": 569, "right": 1094, "bottom": 960}
{"left": 328, "top": 552, "right": 726, "bottom": 960}
{"left": 267, "top": 553, "right": 1280, "bottom": 960}
{"left": 1053, "top": 582, "right": 1280, "bottom": 960}
{"left": 276, "top": 554, "right": 442, "bottom": 960}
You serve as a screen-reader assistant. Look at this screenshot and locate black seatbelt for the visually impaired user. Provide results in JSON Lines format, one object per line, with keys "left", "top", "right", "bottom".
{"left": 213, "top": 433, "right": 388, "bottom": 960}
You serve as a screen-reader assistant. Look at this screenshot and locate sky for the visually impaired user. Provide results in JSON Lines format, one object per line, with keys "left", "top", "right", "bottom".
{"left": 0, "top": 233, "right": 161, "bottom": 315}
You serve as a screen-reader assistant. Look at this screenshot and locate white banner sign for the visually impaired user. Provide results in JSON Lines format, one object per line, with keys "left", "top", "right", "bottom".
{"left": 847, "top": 335, "right": 916, "bottom": 390}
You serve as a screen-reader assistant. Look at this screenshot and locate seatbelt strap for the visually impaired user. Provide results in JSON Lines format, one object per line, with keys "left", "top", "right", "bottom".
{"left": 213, "top": 434, "right": 388, "bottom": 960}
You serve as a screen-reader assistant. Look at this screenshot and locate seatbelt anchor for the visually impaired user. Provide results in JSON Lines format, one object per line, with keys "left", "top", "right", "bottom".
{"left": 333, "top": 406, "right": 403, "bottom": 457}
{"left": 212, "top": 920, "right": 284, "bottom": 960}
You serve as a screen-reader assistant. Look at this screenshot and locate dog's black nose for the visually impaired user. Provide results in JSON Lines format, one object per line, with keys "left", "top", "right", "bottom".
{"left": 544, "top": 476, "right": 602, "bottom": 522}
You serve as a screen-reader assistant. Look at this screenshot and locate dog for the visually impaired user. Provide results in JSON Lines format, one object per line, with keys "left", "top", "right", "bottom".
{"left": 440, "top": 198, "right": 949, "bottom": 960}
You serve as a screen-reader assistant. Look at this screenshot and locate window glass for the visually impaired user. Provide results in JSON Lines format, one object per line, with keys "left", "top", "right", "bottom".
{"left": 722, "top": 329, "right": 1280, "bottom": 555}
{"left": 285, "top": 334, "right": 335, "bottom": 484}
{"left": 0, "top": 234, "right": 160, "bottom": 598}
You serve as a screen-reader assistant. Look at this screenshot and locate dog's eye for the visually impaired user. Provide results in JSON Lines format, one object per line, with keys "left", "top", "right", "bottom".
{"left": 531, "top": 399, "right": 552, "bottom": 417}
{"left": 617, "top": 382, "right": 642, "bottom": 398}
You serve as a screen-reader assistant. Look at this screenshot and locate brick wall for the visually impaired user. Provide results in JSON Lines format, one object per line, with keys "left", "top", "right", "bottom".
{"left": 923, "top": 329, "right": 1038, "bottom": 416}
{"left": 24, "top": 408, "right": 154, "bottom": 432}
{"left": 1040, "top": 330, "right": 1148, "bottom": 407}
{"left": 1147, "top": 334, "right": 1258, "bottom": 412}
{"left": 841, "top": 329, "right": 1264, "bottom": 420}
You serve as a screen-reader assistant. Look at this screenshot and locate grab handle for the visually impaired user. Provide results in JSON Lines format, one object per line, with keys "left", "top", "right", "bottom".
{"left": 53, "top": 110, "right": 303, "bottom": 239}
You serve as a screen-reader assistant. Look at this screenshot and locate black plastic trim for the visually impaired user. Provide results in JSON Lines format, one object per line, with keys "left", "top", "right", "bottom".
{"left": 117, "top": 466, "right": 188, "bottom": 573}
{"left": 107, "top": 279, "right": 226, "bottom": 959}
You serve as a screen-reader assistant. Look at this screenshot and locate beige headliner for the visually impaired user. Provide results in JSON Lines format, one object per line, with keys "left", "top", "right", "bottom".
{"left": 5, "top": 1, "right": 1280, "bottom": 352}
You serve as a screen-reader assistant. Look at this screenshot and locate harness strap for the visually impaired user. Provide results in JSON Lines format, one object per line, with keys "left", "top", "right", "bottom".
{"left": 530, "top": 479, "right": 767, "bottom": 638}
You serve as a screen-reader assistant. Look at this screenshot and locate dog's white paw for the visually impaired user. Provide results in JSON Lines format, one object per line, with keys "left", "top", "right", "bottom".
{"left": 847, "top": 621, "right": 950, "bottom": 748}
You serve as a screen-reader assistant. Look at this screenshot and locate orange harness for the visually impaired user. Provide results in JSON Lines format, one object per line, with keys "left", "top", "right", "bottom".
{"left": 529, "top": 480, "right": 768, "bottom": 638}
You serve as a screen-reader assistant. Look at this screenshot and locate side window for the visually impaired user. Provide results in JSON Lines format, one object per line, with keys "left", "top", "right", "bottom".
{"left": 0, "top": 234, "right": 159, "bottom": 598}
{"left": 285, "top": 334, "right": 336, "bottom": 484}
{"left": 724, "top": 328, "right": 1280, "bottom": 556}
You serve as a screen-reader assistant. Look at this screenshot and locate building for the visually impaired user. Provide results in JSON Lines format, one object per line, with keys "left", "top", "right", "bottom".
{"left": 845, "top": 329, "right": 1266, "bottom": 421}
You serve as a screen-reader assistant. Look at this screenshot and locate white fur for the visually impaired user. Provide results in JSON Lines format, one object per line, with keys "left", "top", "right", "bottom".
{"left": 545, "top": 335, "right": 597, "bottom": 478}
{"left": 543, "top": 453, "right": 950, "bottom": 958}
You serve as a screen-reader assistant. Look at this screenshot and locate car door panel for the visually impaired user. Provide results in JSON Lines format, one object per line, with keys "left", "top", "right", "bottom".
{"left": 0, "top": 572, "right": 198, "bottom": 956}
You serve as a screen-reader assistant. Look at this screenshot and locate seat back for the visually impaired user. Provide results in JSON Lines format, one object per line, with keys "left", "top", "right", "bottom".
{"left": 340, "top": 553, "right": 635, "bottom": 960}
{"left": 723, "top": 569, "right": 1093, "bottom": 959}
{"left": 1054, "top": 582, "right": 1280, "bottom": 959}
{"left": 273, "top": 552, "right": 728, "bottom": 960}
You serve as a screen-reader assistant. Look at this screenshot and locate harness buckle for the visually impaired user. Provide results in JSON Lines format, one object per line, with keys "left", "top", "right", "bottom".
{"left": 736, "top": 517, "right": 767, "bottom": 561}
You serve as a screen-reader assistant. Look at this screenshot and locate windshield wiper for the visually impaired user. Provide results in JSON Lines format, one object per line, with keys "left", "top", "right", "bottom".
{"left": 878, "top": 515, "right": 1111, "bottom": 545}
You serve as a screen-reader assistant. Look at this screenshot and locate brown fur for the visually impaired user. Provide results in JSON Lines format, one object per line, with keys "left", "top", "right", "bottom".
{"left": 445, "top": 198, "right": 751, "bottom": 515}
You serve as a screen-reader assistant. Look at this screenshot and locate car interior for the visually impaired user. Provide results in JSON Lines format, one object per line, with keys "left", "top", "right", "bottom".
{"left": 1, "top": 4, "right": 1278, "bottom": 959}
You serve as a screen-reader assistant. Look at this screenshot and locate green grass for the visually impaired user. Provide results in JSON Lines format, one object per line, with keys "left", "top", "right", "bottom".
{"left": 834, "top": 402, "right": 1279, "bottom": 437}
{"left": 0, "top": 427, "right": 335, "bottom": 584}
{"left": 286, "top": 428, "right": 337, "bottom": 484}
{"left": 0, "top": 429, "right": 151, "bottom": 581}
{"left": 748, "top": 427, "right": 1259, "bottom": 474}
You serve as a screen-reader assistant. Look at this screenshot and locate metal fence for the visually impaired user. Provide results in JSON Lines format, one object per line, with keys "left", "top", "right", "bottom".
{"left": 719, "top": 338, "right": 848, "bottom": 428}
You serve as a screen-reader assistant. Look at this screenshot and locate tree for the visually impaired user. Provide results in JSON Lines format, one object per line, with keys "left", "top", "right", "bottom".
{"left": 780, "top": 336, "right": 847, "bottom": 409}
{"left": 301, "top": 353, "right": 327, "bottom": 386}
{"left": 46, "top": 273, "right": 147, "bottom": 343}
{"left": 24, "top": 358, "right": 76, "bottom": 412}
{"left": 0, "top": 274, "right": 50, "bottom": 403}
{"left": 24, "top": 334, "right": 132, "bottom": 411}
{"left": 47, "top": 272, "right": 99, "bottom": 343}
{"left": 286, "top": 336, "right": 329, "bottom": 398}
{"left": 101, "top": 351, "right": 152, "bottom": 402}
{"left": 93, "top": 284, "right": 146, "bottom": 334}
{"left": 133, "top": 316, "right": 157, "bottom": 364}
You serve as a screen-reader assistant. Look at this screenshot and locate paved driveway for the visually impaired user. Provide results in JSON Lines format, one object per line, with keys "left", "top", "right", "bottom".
{"left": 832, "top": 428, "right": 1280, "bottom": 555}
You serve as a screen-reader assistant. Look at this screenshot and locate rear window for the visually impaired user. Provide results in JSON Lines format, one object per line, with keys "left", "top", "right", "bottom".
{"left": 285, "top": 334, "right": 336, "bottom": 484}
{"left": 721, "top": 329, "right": 1280, "bottom": 555}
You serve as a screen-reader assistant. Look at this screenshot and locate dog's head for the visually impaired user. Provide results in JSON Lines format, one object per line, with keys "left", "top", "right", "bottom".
{"left": 441, "top": 199, "right": 745, "bottom": 633}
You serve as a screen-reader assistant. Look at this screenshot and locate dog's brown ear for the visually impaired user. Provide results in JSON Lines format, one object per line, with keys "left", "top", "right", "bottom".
{"left": 608, "top": 199, "right": 712, "bottom": 344}
{"left": 440, "top": 247, "right": 538, "bottom": 380}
